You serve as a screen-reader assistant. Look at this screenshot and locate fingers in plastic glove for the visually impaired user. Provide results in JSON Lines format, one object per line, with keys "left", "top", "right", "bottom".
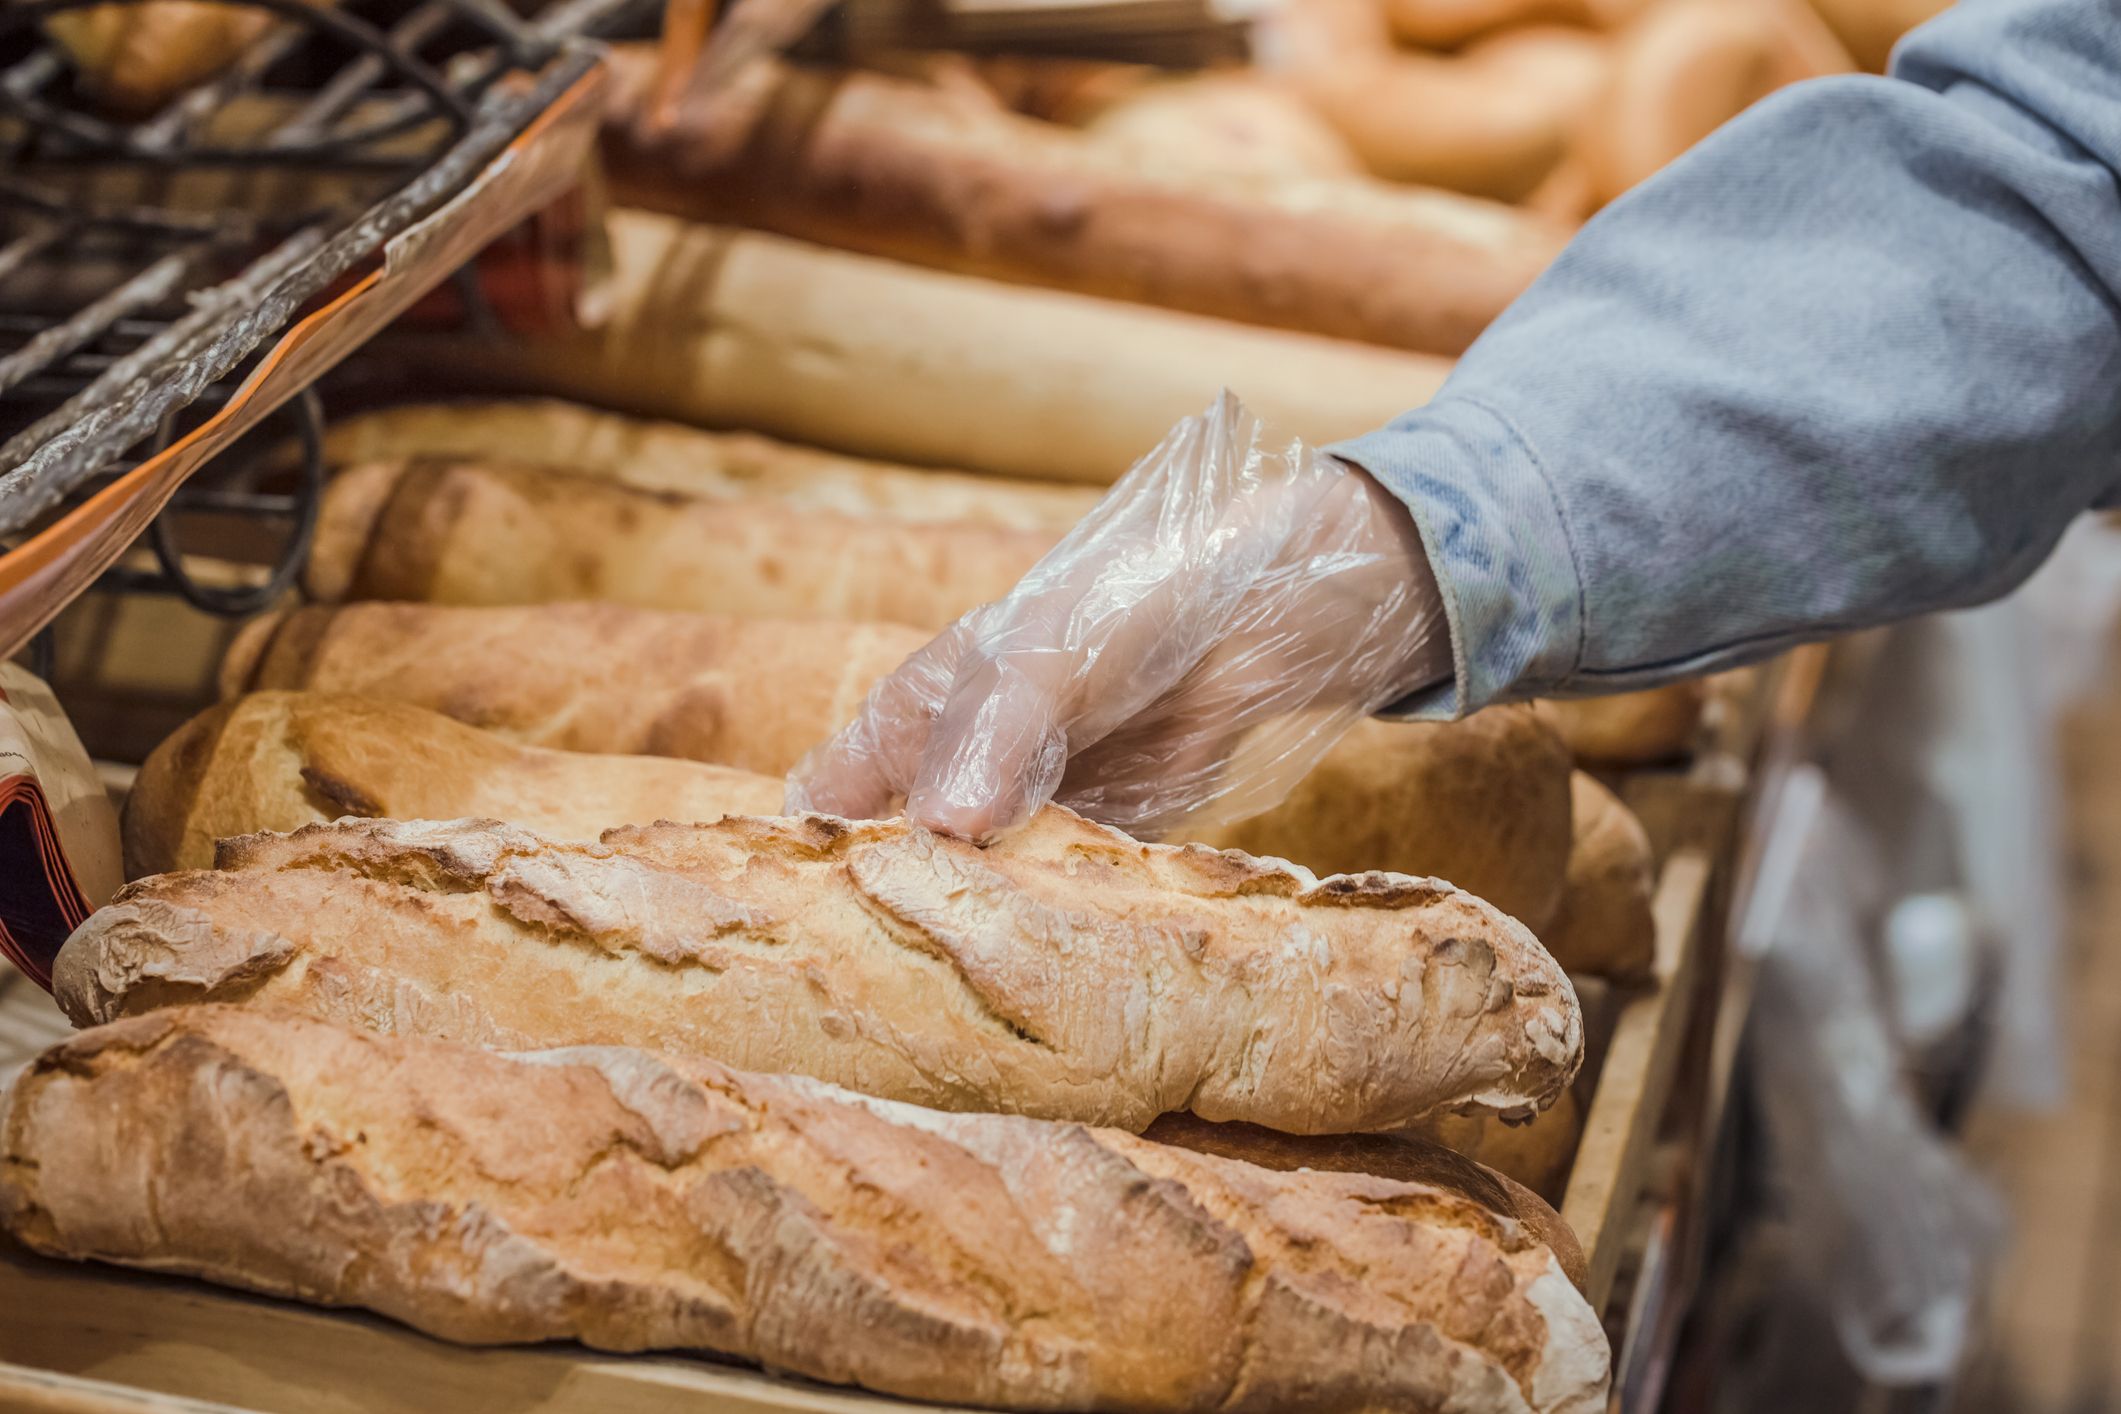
{"left": 782, "top": 622, "right": 969, "bottom": 819}
{"left": 787, "top": 391, "right": 1451, "bottom": 843}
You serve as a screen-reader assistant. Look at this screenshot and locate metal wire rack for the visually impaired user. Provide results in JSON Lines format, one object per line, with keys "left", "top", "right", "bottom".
{"left": 0, "top": 0, "right": 641, "bottom": 620}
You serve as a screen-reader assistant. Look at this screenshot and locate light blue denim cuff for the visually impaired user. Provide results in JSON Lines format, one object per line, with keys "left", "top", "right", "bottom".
{"left": 1328, "top": 395, "right": 1585, "bottom": 721}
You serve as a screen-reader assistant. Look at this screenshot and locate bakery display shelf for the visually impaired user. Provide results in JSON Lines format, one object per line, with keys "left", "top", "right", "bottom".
{"left": 0, "top": 0, "right": 628, "bottom": 658}
{"left": 0, "top": 662, "right": 1798, "bottom": 1414}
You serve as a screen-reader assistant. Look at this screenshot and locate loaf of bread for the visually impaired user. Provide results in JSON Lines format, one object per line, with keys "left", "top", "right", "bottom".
{"left": 303, "top": 458, "right": 1054, "bottom": 629}
{"left": 120, "top": 693, "right": 784, "bottom": 878}
{"left": 1188, "top": 710, "right": 1574, "bottom": 934}
{"left": 1267, "top": 0, "right": 1606, "bottom": 200}
{"left": 1139, "top": 1111, "right": 1586, "bottom": 1287}
{"left": 1804, "top": 0, "right": 1947, "bottom": 69}
{"left": 399, "top": 212, "right": 1455, "bottom": 485}
{"left": 1534, "top": 682, "right": 1707, "bottom": 765}
{"left": 600, "top": 50, "right": 1569, "bottom": 356}
{"left": 1416, "top": 1086, "right": 1585, "bottom": 1203}
{"left": 2, "top": 1007, "right": 1610, "bottom": 1411}
{"left": 59, "top": 808, "right": 1582, "bottom": 1133}
{"left": 1542, "top": 773, "right": 1656, "bottom": 979}
{"left": 221, "top": 604, "right": 928, "bottom": 775}
{"left": 42, "top": 0, "right": 279, "bottom": 110}
{"left": 314, "top": 399, "right": 1101, "bottom": 535}
{"left": 1380, "top": 0, "right": 1644, "bottom": 48}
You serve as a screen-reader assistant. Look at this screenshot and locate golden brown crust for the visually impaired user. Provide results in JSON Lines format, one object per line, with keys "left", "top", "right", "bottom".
{"left": 1534, "top": 682, "right": 1708, "bottom": 765}
{"left": 1190, "top": 709, "right": 1575, "bottom": 934}
{"left": 601, "top": 48, "right": 1570, "bottom": 355}
{"left": 302, "top": 458, "right": 1056, "bottom": 631}
{"left": 1413, "top": 1086, "right": 1585, "bottom": 1205}
{"left": 61, "top": 808, "right": 1583, "bottom": 1133}
{"left": 121, "top": 693, "right": 783, "bottom": 876}
{"left": 1079, "top": 73, "right": 1363, "bottom": 180}
{"left": 314, "top": 399, "right": 1101, "bottom": 534}
{"left": 2, "top": 1007, "right": 1611, "bottom": 1411}
{"left": 1542, "top": 773, "right": 1656, "bottom": 979}
{"left": 1140, "top": 1112, "right": 1586, "bottom": 1289}
{"left": 395, "top": 212, "right": 1456, "bottom": 486}
{"left": 225, "top": 603, "right": 926, "bottom": 775}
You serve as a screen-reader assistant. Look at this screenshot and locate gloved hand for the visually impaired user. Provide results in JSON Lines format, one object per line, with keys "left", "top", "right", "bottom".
{"left": 785, "top": 392, "right": 1452, "bottom": 842}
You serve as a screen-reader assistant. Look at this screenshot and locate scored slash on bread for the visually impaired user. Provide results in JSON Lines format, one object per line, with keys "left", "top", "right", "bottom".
{"left": 0, "top": 1006, "right": 1611, "bottom": 1412}
{"left": 59, "top": 808, "right": 1583, "bottom": 1135}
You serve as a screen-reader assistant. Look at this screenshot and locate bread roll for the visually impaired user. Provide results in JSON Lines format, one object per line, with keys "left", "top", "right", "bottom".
{"left": 1543, "top": 773, "right": 1655, "bottom": 979}
{"left": 601, "top": 51, "right": 1568, "bottom": 356}
{"left": 1139, "top": 1111, "right": 1586, "bottom": 1288}
{"left": 1382, "top": 0, "right": 1644, "bottom": 50}
{"left": 222, "top": 603, "right": 927, "bottom": 775}
{"left": 1269, "top": 0, "right": 1606, "bottom": 200}
{"left": 1417, "top": 1086, "right": 1585, "bottom": 1202}
{"left": 1189, "top": 710, "right": 1574, "bottom": 934}
{"left": 123, "top": 693, "right": 782, "bottom": 877}
{"left": 314, "top": 399, "right": 1101, "bottom": 535}
{"left": 2, "top": 1007, "right": 1611, "bottom": 1411}
{"left": 1803, "top": 0, "right": 1948, "bottom": 70}
{"left": 303, "top": 458, "right": 1053, "bottom": 629}
{"left": 43, "top": 1, "right": 278, "bottom": 111}
{"left": 401, "top": 212, "right": 1454, "bottom": 485}
{"left": 1534, "top": 681, "right": 1706, "bottom": 764}
{"left": 1577, "top": 0, "right": 1786, "bottom": 204}
{"left": 59, "top": 808, "right": 1583, "bottom": 1133}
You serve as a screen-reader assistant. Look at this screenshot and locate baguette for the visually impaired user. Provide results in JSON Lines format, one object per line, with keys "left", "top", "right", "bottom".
{"left": 1139, "top": 1111, "right": 1586, "bottom": 1288}
{"left": 601, "top": 50, "right": 1569, "bottom": 357}
{"left": 313, "top": 399, "right": 1101, "bottom": 535}
{"left": 224, "top": 604, "right": 1583, "bottom": 927}
{"left": 1542, "top": 773, "right": 1656, "bottom": 979}
{"left": 221, "top": 604, "right": 928, "bottom": 774}
{"left": 1, "top": 1007, "right": 1610, "bottom": 1411}
{"left": 1188, "top": 710, "right": 1574, "bottom": 934}
{"left": 121, "top": 693, "right": 783, "bottom": 878}
{"left": 303, "top": 458, "right": 1054, "bottom": 629}
{"left": 1534, "top": 681, "right": 1707, "bottom": 765}
{"left": 1381, "top": 0, "right": 1645, "bottom": 48}
{"left": 57, "top": 809, "right": 1583, "bottom": 1133}
{"left": 397, "top": 212, "right": 1455, "bottom": 485}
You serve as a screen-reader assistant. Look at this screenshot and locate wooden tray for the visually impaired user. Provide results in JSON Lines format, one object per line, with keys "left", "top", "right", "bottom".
{"left": 0, "top": 671, "right": 1789, "bottom": 1413}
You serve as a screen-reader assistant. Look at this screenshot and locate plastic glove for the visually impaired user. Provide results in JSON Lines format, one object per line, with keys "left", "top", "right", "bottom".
{"left": 785, "top": 392, "right": 1451, "bottom": 842}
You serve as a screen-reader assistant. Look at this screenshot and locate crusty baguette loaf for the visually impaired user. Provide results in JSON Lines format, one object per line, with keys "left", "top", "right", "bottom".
{"left": 1140, "top": 1111, "right": 1586, "bottom": 1287}
{"left": 223, "top": 603, "right": 1581, "bottom": 927}
{"left": 398, "top": 211, "right": 1455, "bottom": 485}
{"left": 303, "top": 458, "right": 1054, "bottom": 629}
{"left": 1188, "top": 710, "right": 1574, "bottom": 934}
{"left": 121, "top": 693, "right": 783, "bottom": 878}
{"left": 1543, "top": 773, "right": 1656, "bottom": 979}
{"left": 221, "top": 604, "right": 928, "bottom": 774}
{"left": 58, "top": 809, "right": 1582, "bottom": 1133}
{"left": 1534, "top": 682, "right": 1707, "bottom": 765}
{"left": 602, "top": 50, "right": 1569, "bottom": 356}
{"left": 314, "top": 399, "right": 1101, "bottom": 534}
{"left": 2, "top": 1007, "right": 1611, "bottom": 1411}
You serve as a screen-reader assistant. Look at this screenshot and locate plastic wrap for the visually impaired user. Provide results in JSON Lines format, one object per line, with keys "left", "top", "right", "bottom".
{"left": 787, "top": 391, "right": 1449, "bottom": 842}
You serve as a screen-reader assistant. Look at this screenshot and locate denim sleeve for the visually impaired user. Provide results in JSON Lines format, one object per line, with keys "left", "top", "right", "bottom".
{"left": 1330, "top": 0, "right": 2121, "bottom": 718}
